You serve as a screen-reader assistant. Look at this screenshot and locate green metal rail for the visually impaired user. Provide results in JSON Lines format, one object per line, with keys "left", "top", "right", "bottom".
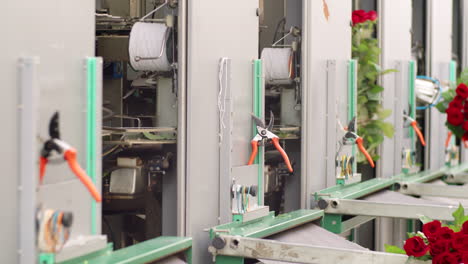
{"left": 210, "top": 210, "right": 323, "bottom": 264}
{"left": 317, "top": 163, "right": 468, "bottom": 233}
{"left": 59, "top": 237, "right": 192, "bottom": 264}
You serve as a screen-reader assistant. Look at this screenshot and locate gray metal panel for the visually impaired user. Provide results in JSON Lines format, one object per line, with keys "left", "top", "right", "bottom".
{"left": 186, "top": 0, "right": 259, "bottom": 262}
{"left": 1, "top": 1, "right": 96, "bottom": 262}
{"left": 377, "top": 0, "right": 413, "bottom": 251}
{"left": 302, "top": 0, "right": 352, "bottom": 208}
{"left": 427, "top": 0, "right": 452, "bottom": 170}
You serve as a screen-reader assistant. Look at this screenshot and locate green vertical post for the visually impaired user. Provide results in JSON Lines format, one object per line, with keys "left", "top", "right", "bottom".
{"left": 87, "top": 57, "right": 98, "bottom": 235}
{"left": 450, "top": 60, "right": 457, "bottom": 85}
{"left": 253, "top": 60, "right": 264, "bottom": 205}
{"left": 409, "top": 61, "right": 416, "bottom": 150}
{"left": 348, "top": 59, "right": 357, "bottom": 175}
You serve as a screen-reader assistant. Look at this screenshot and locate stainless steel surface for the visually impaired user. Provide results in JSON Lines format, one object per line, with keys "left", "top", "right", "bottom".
{"left": 302, "top": 0, "right": 352, "bottom": 210}
{"left": 17, "top": 57, "right": 39, "bottom": 264}
{"left": 397, "top": 182, "right": 468, "bottom": 199}
{"left": 186, "top": 0, "right": 258, "bottom": 262}
{"left": 214, "top": 235, "right": 422, "bottom": 264}
{"left": 233, "top": 206, "right": 270, "bottom": 222}
{"left": 2, "top": 1, "right": 96, "bottom": 262}
{"left": 109, "top": 167, "right": 144, "bottom": 195}
{"left": 55, "top": 235, "right": 107, "bottom": 262}
{"left": 427, "top": 0, "right": 453, "bottom": 170}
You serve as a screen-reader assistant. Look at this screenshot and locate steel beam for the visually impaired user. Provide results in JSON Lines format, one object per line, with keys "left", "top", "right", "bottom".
{"left": 322, "top": 198, "right": 463, "bottom": 221}
{"left": 397, "top": 182, "right": 468, "bottom": 199}
{"left": 211, "top": 235, "right": 424, "bottom": 264}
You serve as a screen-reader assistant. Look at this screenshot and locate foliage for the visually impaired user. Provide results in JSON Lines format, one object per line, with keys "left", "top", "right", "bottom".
{"left": 352, "top": 19, "right": 396, "bottom": 163}
{"left": 385, "top": 204, "right": 468, "bottom": 262}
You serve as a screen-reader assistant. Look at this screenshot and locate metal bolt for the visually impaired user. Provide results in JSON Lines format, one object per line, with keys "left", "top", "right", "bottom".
{"left": 212, "top": 236, "right": 226, "bottom": 250}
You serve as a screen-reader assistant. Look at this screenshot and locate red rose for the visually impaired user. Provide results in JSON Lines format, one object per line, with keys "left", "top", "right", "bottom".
{"left": 447, "top": 109, "right": 464, "bottom": 126}
{"left": 463, "top": 132, "right": 468, "bottom": 141}
{"left": 449, "top": 100, "right": 463, "bottom": 109}
{"left": 463, "top": 121, "right": 468, "bottom": 132}
{"left": 457, "top": 83, "right": 468, "bottom": 99}
{"left": 455, "top": 95, "right": 465, "bottom": 102}
{"left": 430, "top": 240, "right": 450, "bottom": 257}
{"left": 367, "top": 10, "right": 378, "bottom": 21}
{"left": 433, "top": 251, "right": 460, "bottom": 264}
{"left": 403, "top": 236, "right": 429, "bottom": 257}
{"left": 452, "top": 232, "right": 468, "bottom": 252}
{"left": 423, "top": 220, "right": 442, "bottom": 239}
{"left": 462, "top": 253, "right": 468, "bottom": 264}
{"left": 436, "top": 227, "right": 455, "bottom": 241}
{"left": 352, "top": 10, "right": 367, "bottom": 25}
{"left": 462, "top": 221, "right": 468, "bottom": 234}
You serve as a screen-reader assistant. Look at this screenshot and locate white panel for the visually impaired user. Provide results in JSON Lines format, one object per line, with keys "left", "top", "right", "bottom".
{"left": 427, "top": 0, "right": 452, "bottom": 170}
{"left": 1, "top": 1, "right": 95, "bottom": 262}
{"left": 186, "top": 0, "right": 259, "bottom": 262}
{"left": 302, "top": 0, "right": 351, "bottom": 207}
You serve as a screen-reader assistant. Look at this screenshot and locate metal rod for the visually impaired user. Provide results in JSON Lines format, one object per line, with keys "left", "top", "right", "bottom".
{"left": 324, "top": 198, "right": 464, "bottom": 221}
{"left": 177, "top": 0, "right": 187, "bottom": 237}
{"left": 397, "top": 182, "right": 468, "bottom": 199}
{"left": 140, "top": 0, "right": 168, "bottom": 21}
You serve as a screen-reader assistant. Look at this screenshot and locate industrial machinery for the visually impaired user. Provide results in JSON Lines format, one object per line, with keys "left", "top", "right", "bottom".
{"left": 4, "top": 0, "right": 468, "bottom": 263}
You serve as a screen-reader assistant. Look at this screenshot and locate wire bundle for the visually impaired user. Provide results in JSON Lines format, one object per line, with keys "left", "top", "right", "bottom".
{"left": 337, "top": 155, "right": 353, "bottom": 180}
{"left": 233, "top": 185, "right": 252, "bottom": 214}
{"left": 38, "top": 209, "right": 72, "bottom": 253}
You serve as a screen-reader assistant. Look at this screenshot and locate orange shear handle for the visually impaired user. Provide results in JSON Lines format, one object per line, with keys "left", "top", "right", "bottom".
{"left": 411, "top": 121, "right": 426, "bottom": 147}
{"left": 64, "top": 149, "right": 102, "bottom": 202}
{"left": 39, "top": 157, "right": 48, "bottom": 184}
{"left": 356, "top": 137, "right": 375, "bottom": 168}
{"left": 272, "top": 137, "right": 293, "bottom": 172}
{"left": 247, "top": 140, "right": 259, "bottom": 165}
{"left": 445, "top": 131, "right": 453, "bottom": 148}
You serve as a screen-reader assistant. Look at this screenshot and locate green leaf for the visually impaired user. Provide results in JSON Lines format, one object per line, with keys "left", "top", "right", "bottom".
{"left": 419, "top": 215, "right": 433, "bottom": 224}
{"left": 452, "top": 203, "right": 465, "bottom": 230}
{"left": 447, "top": 122, "right": 465, "bottom": 139}
{"left": 369, "top": 85, "right": 384, "bottom": 94}
{"left": 416, "top": 255, "right": 432, "bottom": 261}
{"left": 380, "top": 69, "right": 399, "bottom": 75}
{"left": 384, "top": 244, "right": 406, "bottom": 255}
{"left": 378, "top": 109, "right": 392, "bottom": 119}
{"left": 380, "top": 122, "right": 395, "bottom": 138}
{"left": 407, "top": 232, "right": 416, "bottom": 238}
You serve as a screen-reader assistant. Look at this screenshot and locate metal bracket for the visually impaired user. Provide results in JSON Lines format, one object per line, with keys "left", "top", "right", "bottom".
{"left": 211, "top": 235, "right": 416, "bottom": 264}
{"left": 396, "top": 182, "right": 468, "bottom": 199}
{"left": 322, "top": 198, "right": 464, "bottom": 221}
{"left": 17, "top": 57, "right": 39, "bottom": 264}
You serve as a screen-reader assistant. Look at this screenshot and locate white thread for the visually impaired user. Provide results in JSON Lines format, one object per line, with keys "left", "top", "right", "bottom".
{"left": 218, "top": 58, "right": 228, "bottom": 143}
{"left": 129, "top": 22, "right": 171, "bottom": 71}
{"left": 261, "top": 48, "right": 294, "bottom": 85}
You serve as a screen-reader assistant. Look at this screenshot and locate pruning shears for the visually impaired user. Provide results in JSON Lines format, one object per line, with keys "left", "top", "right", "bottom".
{"left": 40, "top": 112, "right": 102, "bottom": 202}
{"left": 247, "top": 112, "right": 293, "bottom": 173}
{"left": 403, "top": 114, "right": 426, "bottom": 147}
{"left": 343, "top": 117, "right": 375, "bottom": 168}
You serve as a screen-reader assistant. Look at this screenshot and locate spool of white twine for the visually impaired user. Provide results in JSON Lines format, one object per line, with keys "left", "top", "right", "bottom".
{"left": 129, "top": 22, "right": 172, "bottom": 72}
{"left": 261, "top": 48, "right": 294, "bottom": 85}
